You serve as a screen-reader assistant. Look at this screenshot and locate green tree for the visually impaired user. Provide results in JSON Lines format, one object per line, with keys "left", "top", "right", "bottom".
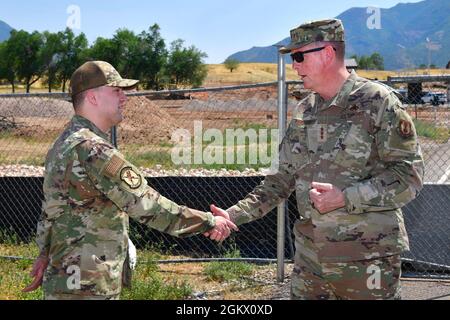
{"left": 370, "top": 53, "right": 384, "bottom": 70}
{"left": 351, "top": 53, "right": 384, "bottom": 70}
{"left": 88, "top": 26, "right": 168, "bottom": 90}
{"left": 224, "top": 58, "right": 240, "bottom": 73}
{"left": 111, "top": 29, "right": 141, "bottom": 79}
{"left": 165, "top": 39, "right": 208, "bottom": 88}
{"left": 88, "top": 37, "right": 118, "bottom": 64}
{"left": 40, "top": 31, "right": 64, "bottom": 92}
{"left": 0, "top": 41, "right": 17, "bottom": 93}
{"left": 8, "top": 30, "right": 45, "bottom": 93}
{"left": 89, "top": 29, "right": 141, "bottom": 80}
{"left": 57, "top": 28, "right": 88, "bottom": 92}
{"left": 138, "top": 24, "right": 168, "bottom": 90}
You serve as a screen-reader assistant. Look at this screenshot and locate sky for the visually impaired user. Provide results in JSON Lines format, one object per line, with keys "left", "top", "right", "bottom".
{"left": 0, "top": 0, "right": 424, "bottom": 63}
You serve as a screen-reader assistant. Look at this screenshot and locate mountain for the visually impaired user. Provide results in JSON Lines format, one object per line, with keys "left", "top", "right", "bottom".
{"left": 0, "top": 20, "right": 13, "bottom": 42}
{"left": 227, "top": 0, "right": 450, "bottom": 69}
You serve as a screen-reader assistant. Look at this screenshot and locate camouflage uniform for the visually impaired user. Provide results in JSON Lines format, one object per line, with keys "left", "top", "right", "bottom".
{"left": 37, "top": 115, "right": 216, "bottom": 300}
{"left": 226, "top": 70, "right": 424, "bottom": 299}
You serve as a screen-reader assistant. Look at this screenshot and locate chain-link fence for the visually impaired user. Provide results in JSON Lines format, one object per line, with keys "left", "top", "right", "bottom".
{"left": 381, "top": 75, "right": 450, "bottom": 279}
{"left": 0, "top": 77, "right": 449, "bottom": 284}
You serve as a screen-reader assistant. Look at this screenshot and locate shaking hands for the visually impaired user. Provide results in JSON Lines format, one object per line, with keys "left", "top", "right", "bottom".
{"left": 203, "top": 204, "right": 239, "bottom": 242}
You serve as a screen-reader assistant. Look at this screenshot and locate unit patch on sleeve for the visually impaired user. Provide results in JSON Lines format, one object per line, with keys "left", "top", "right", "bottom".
{"left": 120, "top": 167, "right": 142, "bottom": 189}
{"left": 398, "top": 119, "right": 413, "bottom": 138}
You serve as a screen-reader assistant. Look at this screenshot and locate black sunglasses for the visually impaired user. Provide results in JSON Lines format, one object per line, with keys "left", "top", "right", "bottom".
{"left": 290, "top": 46, "right": 336, "bottom": 63}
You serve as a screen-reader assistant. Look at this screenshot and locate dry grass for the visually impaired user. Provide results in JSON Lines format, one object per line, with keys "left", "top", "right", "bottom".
{"left": 1, "top": 66, "right": 449, "bottom": 93}
{"left": 205, "top": 64, "right": 450, "bottom": 85}
{"left": 205, "top": 63, "right": 299, "bottom": 85}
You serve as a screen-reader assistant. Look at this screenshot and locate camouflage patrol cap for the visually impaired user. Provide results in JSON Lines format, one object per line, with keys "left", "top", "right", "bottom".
{"left": 70, "top": 61, "right": 139, "bottom": 97}
{"left": 280, "top": 19, "right": 344, "bottom": 54}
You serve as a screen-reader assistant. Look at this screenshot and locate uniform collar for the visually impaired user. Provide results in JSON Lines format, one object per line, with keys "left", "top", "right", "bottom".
{"left": 72, "top": 115, "right": 110, "bottom": 141}
{"left": 317, "top": 70, "right": 358, "bottom": 111}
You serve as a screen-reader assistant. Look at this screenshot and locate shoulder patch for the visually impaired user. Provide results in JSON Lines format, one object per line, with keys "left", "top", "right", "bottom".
{"left": 104, "top": 155, "right": 125, "bottom": 178}
{"left": 120, "top": 167, "right": 142, "bottom": 189}
{"left": 398, "top": 119, "right": 413, "bottom": 138}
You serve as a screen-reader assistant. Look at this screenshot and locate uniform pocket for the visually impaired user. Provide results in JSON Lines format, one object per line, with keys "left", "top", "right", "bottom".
{"left": 334, "top": 123, "right": 372, "bottom": 175}
{"left": 80, "top": 241, "right": 122, "bottom": 295}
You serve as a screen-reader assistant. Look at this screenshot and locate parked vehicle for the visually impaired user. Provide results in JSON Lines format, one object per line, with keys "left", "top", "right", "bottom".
{"left": 434, "top": 93, "right": 447, "bottom": 104}
{"left": 421, "top": 92, "right": 447, "bottom": 105}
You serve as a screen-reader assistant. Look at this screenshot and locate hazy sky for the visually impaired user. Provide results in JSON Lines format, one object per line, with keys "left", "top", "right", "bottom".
{"left": 0, "top": 0, "right": 424, "bottom": 63}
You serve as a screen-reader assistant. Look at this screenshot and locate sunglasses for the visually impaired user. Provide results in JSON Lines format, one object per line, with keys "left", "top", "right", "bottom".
{"left": 290, "top": 46, "right": 336, "bottom": 63}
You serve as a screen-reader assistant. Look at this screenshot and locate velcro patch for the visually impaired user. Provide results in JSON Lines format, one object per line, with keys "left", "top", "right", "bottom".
{"left": 120, "top": 167, "right": 142, "bottom": 189}
{"left": 103, "top": 155, "right": 125, "bottom": 178}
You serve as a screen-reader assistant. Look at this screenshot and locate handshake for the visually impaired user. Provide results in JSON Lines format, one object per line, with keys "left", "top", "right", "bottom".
{"left": 203, "top": 204, "right": 239, "bottom": 242}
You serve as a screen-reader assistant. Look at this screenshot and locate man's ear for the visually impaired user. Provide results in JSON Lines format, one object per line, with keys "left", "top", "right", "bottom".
{"left": 85, "top": 89, "right": 98, "bottom": 106}
{"left": 324, "top": 46, "right": 336, "bottom": 65}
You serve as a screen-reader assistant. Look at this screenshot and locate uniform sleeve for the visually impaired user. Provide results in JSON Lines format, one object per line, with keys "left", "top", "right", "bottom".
{"left": 35, "top": 210, "right": 52, "bottom": 257}
{"left": 343, "top": 95, "right": 424, "bottom": 214}
{"left": 76, "top": 140, "right": 215, "bottom": 237}
{"left": 226, "top": 120, "right": 304, "bottom": 225}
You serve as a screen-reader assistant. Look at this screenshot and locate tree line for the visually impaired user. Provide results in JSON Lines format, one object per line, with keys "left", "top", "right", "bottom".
{"left": 350, "top": 53, "right": 384, "bottom": 70}
{"left": 0, "top": 24, "right": 208, "bottom": 93}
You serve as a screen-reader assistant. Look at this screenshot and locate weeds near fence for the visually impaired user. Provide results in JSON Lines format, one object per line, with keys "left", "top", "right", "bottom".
{"left": 121, "top": 261, "right": 193, "bottom": 300}
{"left": 203, "top": 248, "right": 254, "bottom": 282}
{"left": 414, "top": 119, "right": 450, "bottom": 143}
{"left": 0, "top": 230, "right": 23, "bottom": 245}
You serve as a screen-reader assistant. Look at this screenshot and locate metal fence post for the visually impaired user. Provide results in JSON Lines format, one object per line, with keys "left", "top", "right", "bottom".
{"left": 276, "top": 46, "right": 287, "bottom": 282}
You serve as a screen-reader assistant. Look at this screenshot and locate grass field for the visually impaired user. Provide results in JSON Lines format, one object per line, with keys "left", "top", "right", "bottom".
{"left": 0, "top": 241, "right": 273, "bottom": 300}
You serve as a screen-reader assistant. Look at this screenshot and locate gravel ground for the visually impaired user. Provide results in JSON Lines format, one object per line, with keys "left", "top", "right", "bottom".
{"left": 268, "top": 278, "right": 450, "bottom": 300}
{"left": 0, "top": 165, "right": 272, "bottom": 177}
{"left": 264, "top": 264, "right": 450, "bottom": 300}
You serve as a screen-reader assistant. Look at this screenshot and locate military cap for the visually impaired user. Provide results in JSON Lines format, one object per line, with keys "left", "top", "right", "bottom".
{"left": 280, "top": 19, "right": 345, "bottom": 54}
{"left": 70, "top": 61, "right": 139, "bottom": 97}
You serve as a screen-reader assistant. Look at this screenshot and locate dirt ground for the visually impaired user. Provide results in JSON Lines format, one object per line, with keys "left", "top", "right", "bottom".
{"left": 1, "top": 94, "right": 448, "bottom": 146}
{"left": 160, "top": 262, "right": 450, "bottom": 300}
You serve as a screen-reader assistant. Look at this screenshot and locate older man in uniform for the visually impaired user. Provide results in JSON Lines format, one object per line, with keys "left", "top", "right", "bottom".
{"left": 23, "top": 61, "right": 237, "bottom": 300}
{"left": 211, "top": 19, "right": 424, "bottom": 299}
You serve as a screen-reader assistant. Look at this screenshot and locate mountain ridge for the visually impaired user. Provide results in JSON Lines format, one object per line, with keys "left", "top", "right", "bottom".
{"left": 0, "top": 20, "right": 13, "bottom": 42}
{"left": 227, "top": 0, "right": 450, "bottom": 69}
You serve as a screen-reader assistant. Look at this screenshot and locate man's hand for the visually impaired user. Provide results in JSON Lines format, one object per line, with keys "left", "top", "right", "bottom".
{"left": 309, "top": 182, "right": 345, "bottom": 214}
{"left": 204, "top": 204, "right": 239, "bottom": 242}
{"left": 22, "top": 255, "right": 49, "bottom": 293}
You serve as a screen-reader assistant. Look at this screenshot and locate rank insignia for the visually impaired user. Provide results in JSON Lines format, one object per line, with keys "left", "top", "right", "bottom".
{"left": 120, "top": 167, "right": 142, "bottom": 189}
{"left": 317, "top": 124, "right": 327, "bottom": 143}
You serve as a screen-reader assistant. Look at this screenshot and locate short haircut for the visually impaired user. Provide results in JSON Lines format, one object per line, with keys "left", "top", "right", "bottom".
{"left": 72, "top": 91, "right": 88, "bottom": 110}
{"left": 317, "top": 41, "right": 345, "bottom": 61}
